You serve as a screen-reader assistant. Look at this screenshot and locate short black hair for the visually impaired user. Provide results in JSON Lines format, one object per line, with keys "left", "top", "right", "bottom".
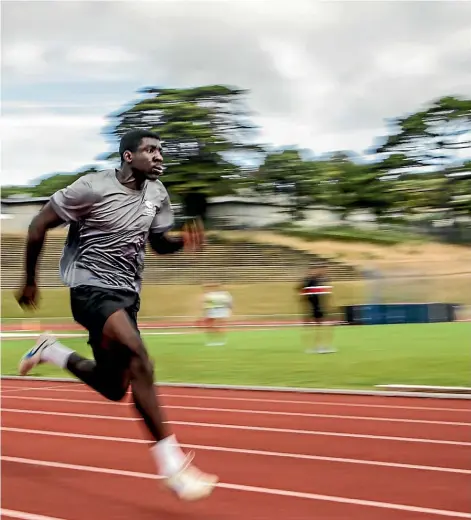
{"left": 119, "top": 129, "right": 161, "bottom": 162}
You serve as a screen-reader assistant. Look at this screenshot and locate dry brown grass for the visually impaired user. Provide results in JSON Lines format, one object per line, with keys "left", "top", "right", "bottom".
{"left": 5, "top": 228, "right": 470, "bottom": 277}
{"left": 213, "top": 230, "right": 471, "bottom": 276}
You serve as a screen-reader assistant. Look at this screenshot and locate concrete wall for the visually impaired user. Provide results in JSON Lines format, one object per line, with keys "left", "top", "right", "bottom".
{"left": 1, "top": 202, "right": 46, "bottom": 232}
{"left": 208, "top": 201, "right": 291, "bottom": 228}
{"left": 299, "top": 208, "right": 376, "bottom": 229}
{"left": 1, "top": 197, "right": 375, "bottom": 233}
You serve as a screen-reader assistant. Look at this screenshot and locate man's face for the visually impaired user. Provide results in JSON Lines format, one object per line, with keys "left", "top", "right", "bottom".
{"left": 128, "top": 137, "right": 164, "bottom": 180}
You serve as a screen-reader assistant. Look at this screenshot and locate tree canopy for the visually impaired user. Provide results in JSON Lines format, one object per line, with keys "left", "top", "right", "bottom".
{"left": 104, "top": 85, "right": 264, "bottom": 201}
{"left": 2, "top": 89, "right": 470, "bottom": 221}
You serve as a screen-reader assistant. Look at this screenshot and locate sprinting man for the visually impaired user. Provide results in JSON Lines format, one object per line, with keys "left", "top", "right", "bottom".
{"left": 201, "top": 283, "right": 232, "bottom": 346}
{"left": 15, "top": 129, "right": 218, "bottom": 501}
{"left": 298, "top": 262, "right": 335, "bottom": 354}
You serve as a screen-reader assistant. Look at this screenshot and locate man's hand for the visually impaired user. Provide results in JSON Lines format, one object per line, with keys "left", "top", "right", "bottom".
{"left": 16, "top": 282, "right": 39, "bottom": 310}
{"left": 182, "top": 217, "right": 205, "bottom": 252}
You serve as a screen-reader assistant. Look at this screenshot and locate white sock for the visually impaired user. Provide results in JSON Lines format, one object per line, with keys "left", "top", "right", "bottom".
{"left": 151, "top": 434, "right": 188, "bottom": 477}
{"left": 41, "top": 340, "right": 74, "bottom": 369}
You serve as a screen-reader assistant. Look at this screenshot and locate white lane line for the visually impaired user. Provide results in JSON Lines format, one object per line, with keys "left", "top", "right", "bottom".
{"left": 158, "top": 393, "right": 471, "bottom": 414}
{"left": 2, "top": 456, "right": 471, "bottom": 518}
{"left": 1, "top": 331, "right": 188, "bottom": 339}
{"left": 2, "top": 396, "right": 124, "bottom": 406}
{"left": 1, "top": 509, "right": 68, "bottom": 520}
{"left": 3, "top": 426, "right": 470, "bottom": 475}
{"left": 2, "top": 408, "right": 469, "bottom": 446}
{"left": 4, "top": 376, "right": 471, "bottom": 400}
{"left": 148, "top": 405, "right": 471, "bottom": 426}
{"left": 0, "top": 408, "right": 137, "bottom": 421}
{"left": 0, "top": 385, "right": 74, "bottom": 396}
{"left": 7, "top": 386, "right": 471, "bottom": 413}
{"left": 172, "top": 419, "right": 471, "bottom": 446}
{"left": 2, "top": 396, "right": 469, "bottom": 426}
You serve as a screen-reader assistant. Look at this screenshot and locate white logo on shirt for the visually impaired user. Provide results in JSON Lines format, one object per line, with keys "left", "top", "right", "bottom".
{"left": 143, "top": 200, "right": 156, "bottom": 216}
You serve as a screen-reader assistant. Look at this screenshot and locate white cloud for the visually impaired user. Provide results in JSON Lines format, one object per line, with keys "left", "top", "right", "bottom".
{"left": 2, "top": 42, "right": 48, "bottom": 75}
{"left": 2, "top": 114, "right": 105, "bottom": 129}
{"left": 1, "top": 0, "right": 470, "bottom": 186}
{"left": 1, "top": 101, "right": 120, "bottom": 111}
{"left": 375, "top": 44, "right": 438, "bottom": 77}
{"left": 67, "top": 45, "right": 137, "bottom": 64}
{"left": 1, "top": 113, "right": 109, "bottom": 186}
{"left": 255, "top": 115, "right": 384, "bottom": 157}
{"left": 260, "top": 39, "right": 313, "bottom": 82}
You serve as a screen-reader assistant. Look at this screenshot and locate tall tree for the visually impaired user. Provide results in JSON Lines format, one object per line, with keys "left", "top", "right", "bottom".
{"left": 255, "top": 149, "right": 324, "bottom": 219}
{"left": 375, "top": 96, "right": 471, "bottom": 170}
{"left": 104, "top": 85, "right": 263, "bottom": 212}
{"left": 445, "top": 161, "right": 471, "bottom": 217}
{"left": 372, "top": 96, "right": 471, "bottom": 216}
{"left": 322, "top": 152, "right": 395, "bottom": 219}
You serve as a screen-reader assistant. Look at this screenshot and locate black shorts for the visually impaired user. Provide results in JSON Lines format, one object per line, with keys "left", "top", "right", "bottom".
{"left": 70, "top": 285, "right": 140, "bottom": 354}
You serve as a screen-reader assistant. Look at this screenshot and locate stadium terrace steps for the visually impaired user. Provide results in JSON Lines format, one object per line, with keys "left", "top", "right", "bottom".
{"left": 1, "top": 233, "right": 360, "bottom": 288}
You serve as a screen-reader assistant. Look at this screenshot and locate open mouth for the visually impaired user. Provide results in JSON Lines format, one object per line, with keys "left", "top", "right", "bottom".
{"left": 152, "top": 165, "right": 164, "bottom": 175}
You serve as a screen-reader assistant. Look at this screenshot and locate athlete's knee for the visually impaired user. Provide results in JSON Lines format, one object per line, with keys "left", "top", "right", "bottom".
{"left": 103, "top": 382, "right": 129, "bottom": 402}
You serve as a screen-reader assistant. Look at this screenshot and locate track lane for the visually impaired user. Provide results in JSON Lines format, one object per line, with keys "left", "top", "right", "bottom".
{"left": 3, "top": 392, "right": 470, "bottom": 423}
{"left": 2, "top": 399, "right": 469, "bottom": 442}
{"left": 3, "top": 457, "right": 471, "bottom": 520}
{"left": 3, "top": 409, "right": 470, "bottom": 470}
{"left": 2, "top": 423, "right": 470, "bottom": 511}
{"left": 2, "top": 380, "right": 470, "bottom": 519}
{"left": 2, "top": 380, "right": 471, "bottom": 410}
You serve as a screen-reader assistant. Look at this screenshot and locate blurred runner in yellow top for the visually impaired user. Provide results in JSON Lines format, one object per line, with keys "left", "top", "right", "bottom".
{"left": 201, "top": 283, "right": 233, "bottom": 346}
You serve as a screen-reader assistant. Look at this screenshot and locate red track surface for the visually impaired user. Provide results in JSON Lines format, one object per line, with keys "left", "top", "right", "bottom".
{"left": 1, "top": 379, "right": 471, "bottom": 520}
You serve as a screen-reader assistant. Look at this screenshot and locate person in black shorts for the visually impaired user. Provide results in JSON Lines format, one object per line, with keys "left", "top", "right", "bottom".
{"left": 298, "top": 262, "right": 336, "bottom": 354}
{"left": 16, "top": 129, "right": 218, "bottom": 501}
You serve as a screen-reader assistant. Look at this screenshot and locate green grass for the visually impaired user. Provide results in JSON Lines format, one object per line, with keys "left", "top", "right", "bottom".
{"left": 2, "top": 322, "right": 469, "bottom": 389}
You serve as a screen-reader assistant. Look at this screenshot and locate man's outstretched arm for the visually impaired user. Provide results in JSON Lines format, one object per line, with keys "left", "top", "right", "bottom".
{"left": 17, "top": 175, "right": 97, "bottom": 308}
{"left": 17, "top": 202, "right": 65, "bottom": 308}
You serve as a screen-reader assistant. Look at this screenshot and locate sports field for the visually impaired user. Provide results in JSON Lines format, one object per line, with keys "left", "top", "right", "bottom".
{"left": 2, "top": 322, "right": 469, "bottom": 389}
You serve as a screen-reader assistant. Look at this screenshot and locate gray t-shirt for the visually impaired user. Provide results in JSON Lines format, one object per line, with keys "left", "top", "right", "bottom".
{"left": 49, "top": 169, "right": 174, "bottom": 294}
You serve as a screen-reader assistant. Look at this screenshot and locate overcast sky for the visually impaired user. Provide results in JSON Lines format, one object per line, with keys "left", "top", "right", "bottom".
{"left": 2, "top": 0, "right": 471, "bottom": 186}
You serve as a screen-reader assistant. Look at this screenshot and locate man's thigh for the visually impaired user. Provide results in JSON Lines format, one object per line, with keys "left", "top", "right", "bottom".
{"left": 71, "top": 284, "right": 137, "bottom": 332}
{"left": 70, "top": 284, "right": 141, "bottom": 370}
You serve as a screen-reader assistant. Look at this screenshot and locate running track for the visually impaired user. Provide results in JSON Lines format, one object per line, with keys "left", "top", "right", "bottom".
{"left": 1, "top": 379, "right": 471, "bottom": 519}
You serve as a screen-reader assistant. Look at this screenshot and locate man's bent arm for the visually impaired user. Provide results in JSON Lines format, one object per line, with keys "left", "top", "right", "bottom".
{"left": 25, "top": 202, "right": 65, "bottom": 284}
{"left": 148, "top": 232, "right": 184, "bottom": 255}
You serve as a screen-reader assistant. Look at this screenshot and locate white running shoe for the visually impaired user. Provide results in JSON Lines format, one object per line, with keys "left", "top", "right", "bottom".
{"left": 162, "top": 452, "right": 218, "bottom": 501}
{"left": 18, "top": 333, "right": 55, "bottom": 376}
